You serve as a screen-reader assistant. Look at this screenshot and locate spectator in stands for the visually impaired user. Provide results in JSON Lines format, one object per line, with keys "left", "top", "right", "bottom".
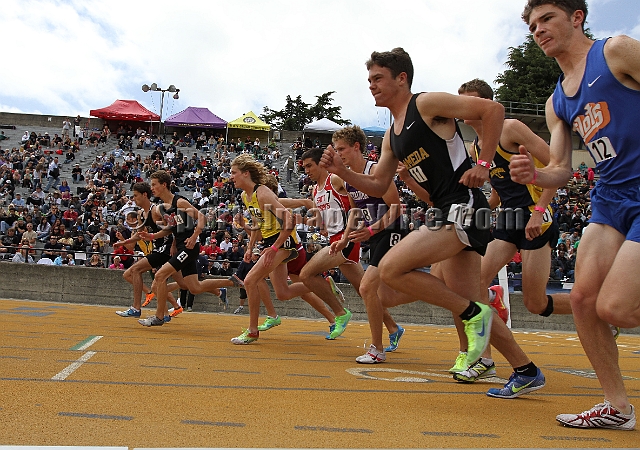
{"left": 36, "top": 217, "right": 51, "bottom": 242}
{"left": 45, "top": 157, "right": 60, "bottom": 192}
{"left": 508, "top": 251, "right": 523, "bottom": 275}
{"left": 12, "top": 245, "right": 34, "bottom": 263}
{"left": 10, "top": 193, "right": 25, "bottom": 208}
{"left": 92, "top": 225, "right": 110, "bottom": 252}
{"left": 42, "top": 235, "right": 63, "bottom": 260}
{"left": 62, "top": 205, "right": 79, "bottom": 228}
{"left": 219, "top": 234, "right": 233, "bottom": 255}
{"left": 72, "top": 233, "right": 88, "bottom": 252}
{"left": 27, "top": 186, "right": 45, "bottom": 208}
{"left": 213, "top": 259, "right": 235, "bottom": 277}
{"left": 87, "top": 253, "right": 104, "bottom": 268}
{"left": 550, "top": 250, "right": 574, "bottom": 281}
{"left": 0, "top": 228, "right": 20, "bottom": 255}
{"left": 227, "top": 242, "right": 244, "bottom": 263}
{"left": 22, "top": 223, "right": 37, "bottom": 246}
{"left": 59, "top": 231, "right": 74, "bottom": 249}
{"left": 557, "top": 209, "right": 572, "bottom": 232}
{"left": 0, "top": 206, "right": 19, "bottom": 233}
{"left": 109, "top": 255, "right": 124, "bottom": 270}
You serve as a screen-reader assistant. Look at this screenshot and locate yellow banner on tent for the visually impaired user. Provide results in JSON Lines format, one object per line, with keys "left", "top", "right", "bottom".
{"left": 227, "top": 111, "right": 271, "bottom": 131}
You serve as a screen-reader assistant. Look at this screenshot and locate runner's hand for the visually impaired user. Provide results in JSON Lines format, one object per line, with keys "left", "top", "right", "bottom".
{"left": 459, "top": 165, "right": 489, "bottom": 188}
{"left": 510, "top": 146, "right": 536, "bottom": 185}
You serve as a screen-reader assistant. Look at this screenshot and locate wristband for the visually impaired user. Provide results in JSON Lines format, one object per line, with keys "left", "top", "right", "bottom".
{"left": 367, "top": 225, "right": 374, "bottom": 236}
{"left": 150, "top": 233, "right": 155, "bottom": 240}
{"left": 531, "top": 169, "right": 538, "bottom": 184}
{"left": 270, "top": 245, "right": 278, "bottom": 252}
{"left": 534, "top": 206, "right": 546, "bottom": 213}
{"left": 476, "top": 159, "right": 491, "bottom": 169}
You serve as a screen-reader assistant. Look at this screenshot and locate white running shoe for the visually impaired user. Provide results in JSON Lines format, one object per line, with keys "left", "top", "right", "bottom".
{"left": 355, "top": 344, "right": 386, "bottom": 364}
{"left": 556, "top": 401, "right": 635, "bottom": 430}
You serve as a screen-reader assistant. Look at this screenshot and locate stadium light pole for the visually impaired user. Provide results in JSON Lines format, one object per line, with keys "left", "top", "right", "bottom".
{"left": 141, "top": 83, "right": 180, "bottom": 138}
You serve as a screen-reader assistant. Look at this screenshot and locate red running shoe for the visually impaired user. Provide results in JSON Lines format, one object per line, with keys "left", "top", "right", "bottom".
{"left": 489, "top": 285, "right": 509, "bottom": 324}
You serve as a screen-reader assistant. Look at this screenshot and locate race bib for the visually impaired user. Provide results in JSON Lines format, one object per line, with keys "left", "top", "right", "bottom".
{"left": 447, "top": 204, "right": 474, "bottom": 228}
{"left": 588, "top": 136, "right": 617, "bottom": 163}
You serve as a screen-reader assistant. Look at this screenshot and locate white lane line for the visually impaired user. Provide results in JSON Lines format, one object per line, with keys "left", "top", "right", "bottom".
{"left": 72, "top": 335, "right": 103, "bottom": 351}
{"left": 52, "top": 351, "right": 97, "bottom": 380}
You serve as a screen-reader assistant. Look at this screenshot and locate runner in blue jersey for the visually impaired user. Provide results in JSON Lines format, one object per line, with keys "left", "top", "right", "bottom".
{"left": 321, "top": 48, "right": 545, "bottom": 399}
{"left": 511, "top": 0, "right": 638, "bottom": 430}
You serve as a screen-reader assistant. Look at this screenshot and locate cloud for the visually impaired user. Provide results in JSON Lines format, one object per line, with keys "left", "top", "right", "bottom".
{"left": 8, "top": 0, "right": 636, "bottom": 130}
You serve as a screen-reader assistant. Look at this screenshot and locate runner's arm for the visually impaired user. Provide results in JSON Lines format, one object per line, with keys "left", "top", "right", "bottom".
{"left": 320, "top": 134, "right": 397, "bottom": 198}
{"left": 510, "top": 96, "right": 572, "bottom": 188}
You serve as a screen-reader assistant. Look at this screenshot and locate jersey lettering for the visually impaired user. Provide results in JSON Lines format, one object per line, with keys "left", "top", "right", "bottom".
{"left": 573, "top": 102, "right": 611, "bottom": 143}
{"left": 409, "top": 165, "right": 428, "bottom": 183}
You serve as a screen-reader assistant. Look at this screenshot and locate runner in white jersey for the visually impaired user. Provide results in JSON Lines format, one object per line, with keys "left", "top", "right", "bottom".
{"left": 510, "top": 0, "right": 638, "bottom": 429}
{"left": 282, "top": 148, "right": 359, "bottom": 339}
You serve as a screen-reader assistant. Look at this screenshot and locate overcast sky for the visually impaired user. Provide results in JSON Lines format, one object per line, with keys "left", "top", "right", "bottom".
{"left": 3, "top": 0, "right": 639, "bottom": 129}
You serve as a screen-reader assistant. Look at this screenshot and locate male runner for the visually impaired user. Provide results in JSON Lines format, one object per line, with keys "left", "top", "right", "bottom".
{"left": 321, "top": 47, "right": 545, "bottom": 397}
{"left": 114, "top": 182, "right": 182, "bottom": 319}
{"left": 453, "top": 79, "right": 571, "bottom": 382}
{"left": 293, "top": 148, "right": 362, "bottom": 339}
{"left": 511, "top": 0, "right": 638, "bottom": 428}
{"left": 228, "top": 154, "right": 300, "bottom": 344}
{"left": 260, "top": 174, "right": 342, "bottom": 339}
{"left": 329, "top": 125, "right": 408, "bottom": 362}
{"left": 136, "top": 170, "right": 225, "bottom": 326}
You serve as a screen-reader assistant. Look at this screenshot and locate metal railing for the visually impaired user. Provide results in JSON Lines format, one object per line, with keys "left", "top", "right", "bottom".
{"left": 499, "top": 101, "right": 546, "bottom": 116}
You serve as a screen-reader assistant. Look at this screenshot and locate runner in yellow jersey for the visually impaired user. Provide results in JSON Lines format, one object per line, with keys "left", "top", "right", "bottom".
{"left": 229, "top": 154, "right": 298, "bottom": 344}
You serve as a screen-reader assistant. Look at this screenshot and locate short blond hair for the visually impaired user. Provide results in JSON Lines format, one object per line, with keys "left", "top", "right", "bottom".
{"left": 332, "top": 126, "right": 366, "bottom": 154}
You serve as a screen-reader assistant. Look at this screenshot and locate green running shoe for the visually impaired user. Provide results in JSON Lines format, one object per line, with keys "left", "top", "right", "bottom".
{"left": 231, "top": 329, "right": 259, "bottom": 345}
{"left": 453, "top": 358, "right": 496, "bottom": 383}
{"left": 257, "top": 315, "right": 281, "bottom": 331}
{"left": 448, "top": 351, "right": 468, "bottom": 374}
{"left": 463, "top": 302, "right": 492, "bottom": 364}
{"left": 328, "top": 309, "right": 352, "bottom": 339}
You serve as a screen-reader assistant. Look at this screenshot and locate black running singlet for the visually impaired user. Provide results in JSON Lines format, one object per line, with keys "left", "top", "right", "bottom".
{"left": 389, "top": 94, "right": 474, "bottom": 209}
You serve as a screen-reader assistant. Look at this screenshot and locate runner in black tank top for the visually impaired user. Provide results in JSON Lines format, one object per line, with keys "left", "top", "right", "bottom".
{"left": 319, "top": 48, "right": 545, "bottom": 399}
{"left": 389, "top": 94, "right": 490, "bottom": 253}
{"left": 114, "top": 182, "right": 181, "bottom": 319}
{"left": 137, "top": 171, "right": 228, "bottom": 326}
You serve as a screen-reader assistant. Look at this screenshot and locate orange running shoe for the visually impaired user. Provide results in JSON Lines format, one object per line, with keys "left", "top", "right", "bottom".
{"left": 169, "top": 307, "right": 183, "bottom": 317}
{"left": 142, "top": 292, "right": 155, "bottom": 307}
{"left": 489, "top": 285, "right": 509, "bottom": 324}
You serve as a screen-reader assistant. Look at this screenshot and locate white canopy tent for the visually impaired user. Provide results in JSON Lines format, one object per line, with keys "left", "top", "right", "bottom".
{"left": 303, "top": 118, "right": 343, "bottom": 147}
{"left": 303, "top": 118, "right": 343, "bottom": 133}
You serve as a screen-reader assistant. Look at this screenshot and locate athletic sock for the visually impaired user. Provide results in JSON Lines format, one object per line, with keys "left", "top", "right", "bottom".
{"left": 540, "top": 295, "right": 554, "bottom": 317}
{"left": 488, "top": 289, "right": 496, "bottom": 301}
{"left": 459, "top": 301, "right": 482, "bottom": 321}
{"left": 514, "top": 362, "right": 538, "bottom": 378}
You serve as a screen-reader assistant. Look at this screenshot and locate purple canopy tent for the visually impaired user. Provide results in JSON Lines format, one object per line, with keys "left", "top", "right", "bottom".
{"left": 164, "top": 107, "right": 227, "bottom": 128}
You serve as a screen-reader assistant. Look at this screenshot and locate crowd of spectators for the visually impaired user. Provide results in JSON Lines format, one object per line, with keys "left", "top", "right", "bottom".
{"left": 0, "top": 125, "right": 284, "bottom": 272}
{"left": 0, "top": 124, "right": 596, "bottom": 289}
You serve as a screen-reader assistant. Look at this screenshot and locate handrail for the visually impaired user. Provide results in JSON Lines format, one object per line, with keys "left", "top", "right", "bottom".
{"left": 499, "top": 101, "right": 546, "bottom": 116}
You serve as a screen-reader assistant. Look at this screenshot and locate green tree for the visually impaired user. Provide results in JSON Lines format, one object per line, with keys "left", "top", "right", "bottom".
{"left": 260, "top": 91, "right": 351, "bottom": 131}
{"left": 494, "top": 34, "right": 562, "bottom": 105}
{"left": 495, "top": 30, "right": 595, "bottom": 106}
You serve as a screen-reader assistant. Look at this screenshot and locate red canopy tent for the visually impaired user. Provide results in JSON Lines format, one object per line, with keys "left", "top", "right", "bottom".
{"left": 89, "top": 100, "right": 160, "bottom": 121}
